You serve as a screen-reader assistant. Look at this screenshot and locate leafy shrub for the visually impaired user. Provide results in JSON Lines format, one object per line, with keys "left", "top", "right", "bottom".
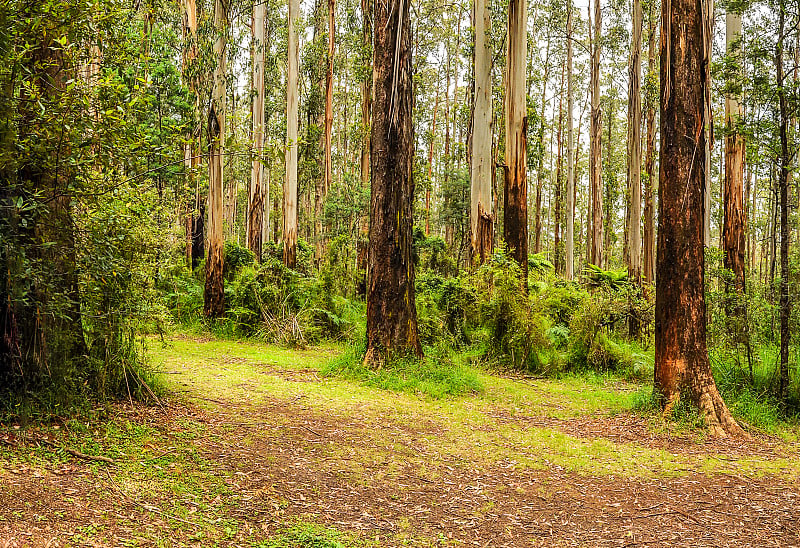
{"left": 223, "top": 242, "right": 255, "bottom": 280}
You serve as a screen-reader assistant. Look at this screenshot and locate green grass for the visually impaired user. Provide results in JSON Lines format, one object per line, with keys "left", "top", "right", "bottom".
{"left": 257, "top": 522, "right": 359, "bottom": 548}
{"left": 320, "top": 344, "right": 483, "bottom": 399}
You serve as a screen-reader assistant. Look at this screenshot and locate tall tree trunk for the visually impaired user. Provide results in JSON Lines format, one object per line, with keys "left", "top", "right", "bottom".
{"left": 534, "top": 37, "right": 552, "bottom": 255}
{"left": 504, "top": 0, "right": 528, "bottom": 285}
{"left": 776, "top": 7, "right": 791, "bottom": 400}
{"left": 284, "top": 0, "right": 300, "bottom": 268}
{"left": 655, "top": 0, "right": 743, "bottom": 437}
{"left": 426, "top": 76, "right": 440, "bottom": 235}
{"left": 722, "top": 7, "right": 746, "bottom": 294}
{"left": 565, "top": 5, "right": 575, "bottom": 280}
{"left": 554, "top": 58, "right": 565, "bottom": 275}
{"left": 249, "top": 0, "right": 267, "bottom": 262}
{"left": 702, "top": 0, "right": 714, "bottom": 248}
{"left": 589, "top": 0, "right": 603, "bottom": 267}
{"left": 357, "top": 0, "right": 372, "bottom": 296}
{"left": 643, "top": 0, "right": 658, "bottom": 285}
{"left": 627, "top": 0, "right": 643, "bottom": 287}
{"left": 364, "top": 0, "right": 423, "bottom": 363}
{"left": 470, "top": 0, "right": 494, "bottom": 264}
{"left": 204, "top": 0, "right": 226, "bottom": 318}
{"left": 181, "top": 0, "right": 200, "bottom": 268}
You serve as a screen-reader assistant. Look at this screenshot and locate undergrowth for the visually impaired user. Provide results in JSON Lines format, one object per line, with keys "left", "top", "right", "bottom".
{"left": 320, "top": 343, "right": 483, "bottom": 399}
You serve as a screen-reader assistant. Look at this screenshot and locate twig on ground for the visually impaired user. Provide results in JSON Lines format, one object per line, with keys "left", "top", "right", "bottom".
{"left": 38, "top": 438, "right": 116, "bottom": 465}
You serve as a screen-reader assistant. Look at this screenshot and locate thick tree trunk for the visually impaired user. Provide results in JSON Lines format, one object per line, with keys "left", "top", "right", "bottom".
{"left": 364, "top": 0, "right": 423, "bottom": 364}
{"left": 471, "top": 0, "right": 493, "bottom": 264}
{"left": 249, "top": 0, "right": 267, "bottom": 262}
{"left": 204, "top": 0, "right": 226, "bottom": 319}
{"left": 284, "top": 0, "right": 299, "bottom": 268}
{"left": 627, "top": 0, "right": 643, "bottom": 287}
{"left": 643, "top": 2, "right": 658, "bottom": 285}
{"left": 504, "top": 0, "right": 528, "bottom": 286}
{"left": 565, "top": 6, "right": 575, "bottom": 281}
{"left": 589, "top": 0, "right": 603, "bottom": 267}
{"left": 723, "top": 9, "right": 746, "bottom": 294}
{"left": 655, "top": 0, "right": 743, "bottom": 437}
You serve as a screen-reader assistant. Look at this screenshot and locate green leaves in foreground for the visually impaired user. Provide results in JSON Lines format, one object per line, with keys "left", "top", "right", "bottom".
{"left": 258, "top": 522, "right": 350, "bottom": 548}
{"left": 320, "top": 345, "right": 483, "bottom": 399}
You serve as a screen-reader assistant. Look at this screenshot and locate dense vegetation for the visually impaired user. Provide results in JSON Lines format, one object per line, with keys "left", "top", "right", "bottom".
{"left": 1, "top": 0, "right": 799, "bottom": 435}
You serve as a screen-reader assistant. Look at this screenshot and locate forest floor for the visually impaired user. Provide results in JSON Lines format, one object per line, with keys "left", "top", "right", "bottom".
{"left": 1, "top": 335, "right": 800, "bottom": 547}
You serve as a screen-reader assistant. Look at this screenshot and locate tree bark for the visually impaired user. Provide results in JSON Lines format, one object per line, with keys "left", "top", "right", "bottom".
{"left": 589, "top": 0, "right": 603, "bottom": 267}
{"left": 364, "top": 0, "right": 423, "bottom": 363}
{"left": 534, "top": 37, "right": 552, "bottom": 255}
{"left": 204, "top": 0, "right": 226, "bottom": 319}
{"left": 249, "top": 0, "right": 267, "bottom": 262}
{"left": 655, "top": 0, "right": 744, "bottom": 437}
{"left": 470, "top": 0, "right": 494, "bottom": 264}
{"left": 722, "top": 8, "right": 746, "bottom": 294}
{"left": 627, "top": 0, "right": 643, "bottom": 287}
{"left": 284, "top": 0, "right": 300, "bottom": 268}
{"left": 357, "top": 0, "right": 372, "bottom": 296}
{"left": 643, "top": 1, "right": 658, "bottom": 285}
{"left": 565, "top": 6, "right": 575, "bottom": 281}
{"left": 776, "top": 7, "right": 790, "bottom": 400}
{"left": 504, "top": 0, "right": 528, "bottom": 286}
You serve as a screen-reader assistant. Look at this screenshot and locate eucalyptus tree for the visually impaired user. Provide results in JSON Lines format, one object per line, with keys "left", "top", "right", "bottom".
{"left": 470, "top": 0, "right": 493, "bottom": 264}
{"left": 364, "top": 0, "right": 423, "bottom": 363}
{"left": 249, "top": 0, "right": 267, "bottom": 261}
{"left": 588, "top": 0, "right": 603, "bottom": 267}
{"left": 204, "top": 0, "right": 227, "bottom": 318}
{"left": 655, "top": 0, "right": 743, "bottom": 436}
{"left": 565, "top": 3, "right": 575, "bottom": 280}
{"left": 284, "top": 0, "right": 299, "bottom": 267}
{"left": 626, "top": 0, "right": 643, "bottom": 287}
{"left": 505, "top": 0, "right": 529, "bottom": 284}
{"left": 642, "top": 0, "right": 658, "bottom": 284}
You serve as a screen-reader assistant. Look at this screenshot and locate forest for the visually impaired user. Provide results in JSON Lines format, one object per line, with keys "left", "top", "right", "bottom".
{"left": 1, "top": 0, "right": 800, "bottom": 544}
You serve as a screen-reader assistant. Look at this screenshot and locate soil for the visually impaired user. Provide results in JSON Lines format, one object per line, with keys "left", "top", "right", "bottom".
{"left": 1, "top": 372, "right": 799, "bottom": 546}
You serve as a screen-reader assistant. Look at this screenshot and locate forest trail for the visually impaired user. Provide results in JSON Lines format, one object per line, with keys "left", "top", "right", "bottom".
{"left": 1, "top": 335, "right": 799, "bottom": 547}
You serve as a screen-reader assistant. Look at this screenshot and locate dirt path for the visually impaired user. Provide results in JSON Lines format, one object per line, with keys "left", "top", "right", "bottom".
{"left": 1, "top": 339, "right": 799, "bottom": 547}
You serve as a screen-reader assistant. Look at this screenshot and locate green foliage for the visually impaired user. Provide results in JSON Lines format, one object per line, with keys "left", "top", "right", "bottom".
{"left": 260, "top": 522, "right": 348, "bottom": 548}
{"left": 223, "top": 242, "right": 255, "bottom": 281}
{"left": 583, "top": 264, "right": 629, "bottom": 291}
{"left": 321, "top": 342, "right": 483, "bottom": 399}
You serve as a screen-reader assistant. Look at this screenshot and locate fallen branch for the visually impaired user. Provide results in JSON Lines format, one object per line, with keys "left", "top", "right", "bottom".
{"left": 39, "top": 438, "right": 116, "bottom": 465}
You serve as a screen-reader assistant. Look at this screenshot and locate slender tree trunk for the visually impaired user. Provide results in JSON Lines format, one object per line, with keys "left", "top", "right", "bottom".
{"left": 723, "top": 8, "right": 746, "bottom": 295}
{"left": 504, "top": 0, "right": 528, "bottom": 285}
{"left": 204, "top": 0, "right": 226, "bottom": 318}
{"left": 776, "top": 7, "right": 791, "bottom": 400}
{"left": 627, "top": 0, "right": 643, "bottom": 287}
{"left": 357, "top": 0, "right": 372, "bottom": 296}
{"left": 284, "top": 0, "right": 300, "bottom": 268}
{"left": 643, "top": 1, "right": 658, "bottom": 285}
{"left": 427, "top": 77, "right": 440, "bottom": 235}
{"left": 534, "top": 37, "right": 551, "bottom": 255}
{"left": 589, "top": 0, "right": 603, "bottom": 267}
{"left": 364, "top": 0, "right": 423, "bottom": 363}
{"left": 181, "top": 0, "right": 200, "bottom": 268}
{"left": 314, "top": 0, "right": 336, "bottom": 263}
{"left": 554, "top": 59, "right": 565, "bottom": 275}
{"left": 471, "top": 0, "right": 493, "bottom": 265}
{"left": 655, "top": 0, "right": 743, "bottom": 437}
{"left": 249, "top": 0, "right": 267, "bottom": 262}
{"left": 565, "top": 6, "right": 575, "bottom": 280}
{"left": 702, "top": 0, "right": 714, "bottom": 247}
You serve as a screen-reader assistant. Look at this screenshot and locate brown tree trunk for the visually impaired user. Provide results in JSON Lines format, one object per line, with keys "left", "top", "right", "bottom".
{"left": 722, "top": 9, "right": 746, "bottom": 295}
{"left": 655, "top": 0, "right": 744, "bottom": 437}
{"left": 643, "top": 0, "right": 658, "bottom": 285}
{"left": 589, "top": 0, "right": 603, "bottom": 267}
{"left": 204, "top": 0, "right": 226, "bottom": 319}
{"left": 534, "top": 37, "right": 551, "bottom": 255}
{"left": 627, "top": 0, "right": 643, "bottom": 287}
{"left": 426, "top": 77, "right": 440, "bottom": 236}
{"left": 364, "top": 0, "right": 423, "bottom": 363}
{"left": 565, "top": 5, "right": 575, "bottom": 280}
{"left": 357, "top": 0, "right": 372, "bottom": 296}
{"left": 504, "top": 0, "right": 528, "bottom": 285}
{"left": 554, "top": 59, "right": 565, "bottom": 275}
{"left": 776, "top": 8, "right": 790, "bottom": 400}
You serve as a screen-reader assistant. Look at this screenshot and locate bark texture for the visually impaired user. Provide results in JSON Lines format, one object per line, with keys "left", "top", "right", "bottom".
{"left": 589, "top": 0, "right": 603, "bottom": 267}
{"left": 655, "top": 0, "right": 743, "bottom": 437}
{"left": 284, "top": 0, "right": 299, "bottom": 268}
{"left": 204, "top": 0, "right": 226, "bottom": 319}
{"left": 249, "top": 0, "right": 267, "bottom": 262}
{"left": 723, "top": 9, "right": 746, "bottom": 293}
{"left": 627, "top": 0, "right": 643, "bottom": 286}
{"left": 470, "top": 0, "right": 493, "bottom": 265}
{"left": 643, "top": 3, "right": 658, "bottom": 285}
{"left": 565, "top": 5, "right": 575, "bottom": 280}
{"left": 364, "top": 0, "right": 423, "bottom": 364}
{"left": 504, "top": 0, "right": 528, "bottom": 285}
